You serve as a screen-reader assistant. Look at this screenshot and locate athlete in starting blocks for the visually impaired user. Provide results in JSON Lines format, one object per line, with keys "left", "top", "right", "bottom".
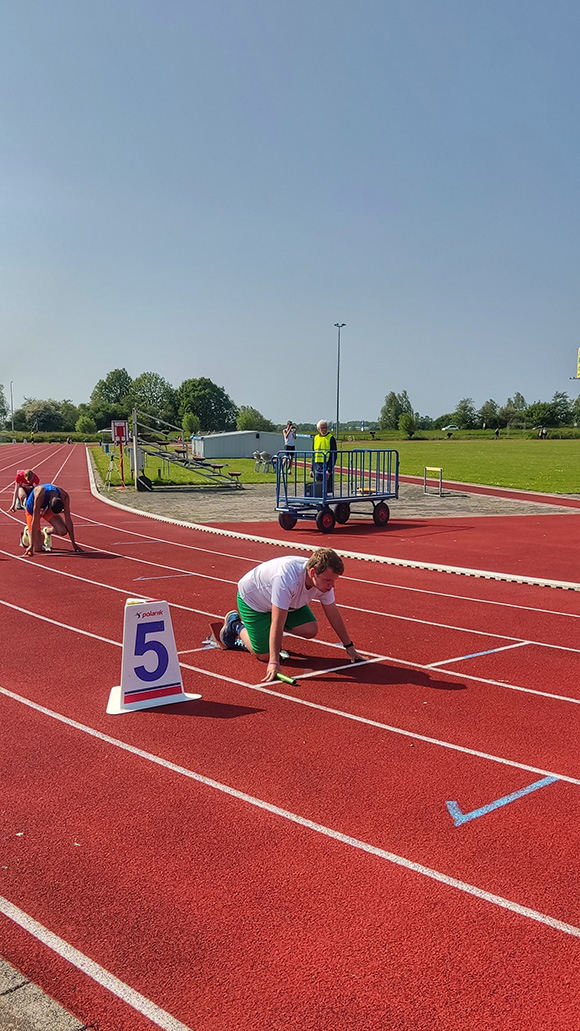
{"left": 10, "top": 468, "right": 39, "bottom": 511}
{"left": 219, "top": 547, "right": 363, "bottom": 682}
{"left": 22, "top": 483, "right": 82, "bottom": 556}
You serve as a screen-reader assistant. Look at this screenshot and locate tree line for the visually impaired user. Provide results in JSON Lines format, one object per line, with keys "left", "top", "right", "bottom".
{"left": 379, "top": 390, "right": 580, "bottom": 435}
{"left": 1, "top": 371, "right": 578, "bottom": 437}
{"left": 0, "top": 369, "right": 278, "bottom": 436}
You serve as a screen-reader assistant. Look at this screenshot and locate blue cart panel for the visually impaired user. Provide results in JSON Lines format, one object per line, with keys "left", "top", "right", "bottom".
{"left": 274, "top": 449, "right": 399, "bottom": 533}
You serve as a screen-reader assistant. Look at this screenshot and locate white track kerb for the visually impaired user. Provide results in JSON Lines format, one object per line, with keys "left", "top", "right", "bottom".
{"left": 86, "top": 449, "right": 580, "bottom": 592}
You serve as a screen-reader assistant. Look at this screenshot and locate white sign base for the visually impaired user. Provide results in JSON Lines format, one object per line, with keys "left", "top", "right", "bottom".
{"left": 107, "top": 598, "right": 201, "bottom": 714}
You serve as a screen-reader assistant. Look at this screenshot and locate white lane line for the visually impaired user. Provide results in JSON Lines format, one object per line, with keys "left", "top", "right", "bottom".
{"left": 2, "top": 563, "right": 580, "bottom": 710}
{"left": 52, "top": 446, "right": 76, "bottom": 483}
{"left": 336, "top": 601, "right": 580, "bottom": 655}
{"left": 427, "top": 641, "right": 531, "bottom": 668}
{"left": 0, "top": 598, "right": 121, "bottom": 646}
{"left": 3, "top": 518, "right": 579, "bottom": 658}
{"left": 80, "top": 510, "right": 259, "bottom": 564}
{"left": 85, "top": 450, "right": 580, "bottom": 592}
{"left": 6, "top": 502, "right": 580, "bottom": 626}
{"left": 0, "top": 896, "right": 195, "bottom": 1031}
{"left": 1, "top": 686, "right": 579, "bottom": 941}
{"left": 2, "top": 592, "right": 580, "bottom": 780}
{"left": 342, "top": 573, "right": 580, "bottom": 621}
{"left": 0, "top": 444, "right": 67, "bottom": 479}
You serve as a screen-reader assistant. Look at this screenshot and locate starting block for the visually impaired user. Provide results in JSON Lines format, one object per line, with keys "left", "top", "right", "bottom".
{"left": 107, "top": 598, "right": 201, "bottom": 714}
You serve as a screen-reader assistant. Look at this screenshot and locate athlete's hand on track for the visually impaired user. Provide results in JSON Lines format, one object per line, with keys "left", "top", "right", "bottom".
{"left": 346, "top": 645, "right": 364, "bottom": 663}
{"left": 73, "top": 543, "right": 83, "bottom": 553}
{"left": 262, "top": 661, "right": 280, "bottom": 683}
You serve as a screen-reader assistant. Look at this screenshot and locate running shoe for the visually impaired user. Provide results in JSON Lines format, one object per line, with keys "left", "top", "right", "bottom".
{"left": 42, "top": 527, "right": 52, "bottom": 552}
{"left": 20, "top": 527, "right": 30, "bottom": 548}
{"left": 219, "top": 610, "right": 244, "bottom": 649}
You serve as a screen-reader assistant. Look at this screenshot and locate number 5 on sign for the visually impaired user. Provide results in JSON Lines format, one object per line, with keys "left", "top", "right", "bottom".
{"left": 107, "top": 599, "right": 202, "bottom": 714}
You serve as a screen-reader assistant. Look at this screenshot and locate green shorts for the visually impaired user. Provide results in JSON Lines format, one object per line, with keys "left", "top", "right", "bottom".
{"left": 237, "top": 593, "right": 316, "bottom": 655}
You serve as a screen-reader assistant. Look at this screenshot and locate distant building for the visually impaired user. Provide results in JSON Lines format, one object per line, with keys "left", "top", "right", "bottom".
{"left": 190, "top": 429, "right": 284, "bottom": 460}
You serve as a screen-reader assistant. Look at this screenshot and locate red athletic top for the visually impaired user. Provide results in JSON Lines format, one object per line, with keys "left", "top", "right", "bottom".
{"left": 15, "top": 470, "right": 39, "bottom": 488}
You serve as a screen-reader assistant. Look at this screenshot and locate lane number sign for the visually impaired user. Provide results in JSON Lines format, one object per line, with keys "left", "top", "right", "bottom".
{"left": 107, "top": 599, "right": 201, "bottom": 714}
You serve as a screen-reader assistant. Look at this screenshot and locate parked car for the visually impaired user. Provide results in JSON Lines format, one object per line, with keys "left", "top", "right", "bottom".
{"left": 441, "top": 424, "right": 459, "bottom": 432}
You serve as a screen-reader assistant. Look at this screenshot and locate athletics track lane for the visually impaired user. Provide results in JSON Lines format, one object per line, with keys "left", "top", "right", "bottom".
{"left": 216, "top": 509, "right": 580, "bottom": 584}
{"left": 1, "top": 444, "right": 580, "bottom": 1029}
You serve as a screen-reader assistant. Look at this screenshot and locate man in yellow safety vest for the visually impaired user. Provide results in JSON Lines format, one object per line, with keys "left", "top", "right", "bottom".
{"left": 312, "top": 419, "right": 337, "bottom": 495}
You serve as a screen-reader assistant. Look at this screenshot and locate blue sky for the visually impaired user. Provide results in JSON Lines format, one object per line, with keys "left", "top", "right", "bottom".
{"left": 2, "top": 0, "right": 580, "bottom": 423}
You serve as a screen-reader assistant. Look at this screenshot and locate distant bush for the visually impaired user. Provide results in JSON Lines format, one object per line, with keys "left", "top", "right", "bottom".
{"left": 0, "top": 431, "right": 100, "bottom": 443}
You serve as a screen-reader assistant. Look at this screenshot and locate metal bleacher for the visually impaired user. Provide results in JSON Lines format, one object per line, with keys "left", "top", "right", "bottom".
{"left": 133, "top": 410, "right": 242, "bottom": 490}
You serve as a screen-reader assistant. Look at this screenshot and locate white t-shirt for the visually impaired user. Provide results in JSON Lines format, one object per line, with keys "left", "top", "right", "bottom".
{"left": 284, "top": 427, "right": 296, "bottom": 446}
{"left": 238, "top": 556, "right": 335, "bottom": 612}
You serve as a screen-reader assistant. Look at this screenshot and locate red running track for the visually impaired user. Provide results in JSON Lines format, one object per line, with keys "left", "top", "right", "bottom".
{"left": 1, "top": 443, "right": 580, "bottom": 1030}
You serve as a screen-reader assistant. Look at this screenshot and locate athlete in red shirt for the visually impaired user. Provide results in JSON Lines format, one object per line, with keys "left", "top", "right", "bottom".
{"left": 10, "top": 469, "right": 40, "bottom": 511}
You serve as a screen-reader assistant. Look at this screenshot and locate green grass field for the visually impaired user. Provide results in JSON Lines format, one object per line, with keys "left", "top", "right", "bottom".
{"left": 90, "top": 446, "right": 276, "bottom": 487}
{"left": 91, "top": 438, "right": 580, "bottom": 494}
{"left": 374, "top": 438, "right": 580, "bottom": 493}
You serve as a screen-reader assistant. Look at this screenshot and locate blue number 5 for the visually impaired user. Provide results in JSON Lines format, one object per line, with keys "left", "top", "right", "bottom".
{"left": 134, "top": 621, "right": 169, "bottom": 682}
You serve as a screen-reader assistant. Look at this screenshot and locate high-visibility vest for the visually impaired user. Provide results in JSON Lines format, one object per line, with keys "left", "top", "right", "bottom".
{"left": 313, "top": 433, "right": 332, "bottom": 464}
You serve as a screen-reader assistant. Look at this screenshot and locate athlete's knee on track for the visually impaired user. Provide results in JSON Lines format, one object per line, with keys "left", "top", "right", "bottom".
{"left": 293, "top": 621, "right": 318, "bottom": 639}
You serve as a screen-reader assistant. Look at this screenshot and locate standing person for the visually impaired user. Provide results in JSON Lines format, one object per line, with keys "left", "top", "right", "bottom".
{"left": 282, "top": 420, "right": 297, "bottom": 470}
{"left": 312, "top": 419, "right": 337, "bottom": 495}
{"left": 9, "top": 469, "right": 39, "bottom": 511}
{"left": 22, "top": 483, "right": 82, "bottom": 555}
{"left": 219, "top": 547, "right": 363, "bottom": 682}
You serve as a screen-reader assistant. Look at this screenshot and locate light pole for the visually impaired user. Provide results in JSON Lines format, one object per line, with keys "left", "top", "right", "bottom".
{"left": 334, "top": 323, "right": 345, "bottom": 442}
{"left": 9, "top": 381, "right": 14, "bottom": 433}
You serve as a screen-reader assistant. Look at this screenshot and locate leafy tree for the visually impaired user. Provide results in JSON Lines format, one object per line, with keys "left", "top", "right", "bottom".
{"left": 177, "top": 377, "right": 238, "bottom": 432}
{"left": 379, "top": 390, "right": 413, "bottom": 430}
{"left": 551, "top": 391, "right": 572, "bottom": 425}
{"left": 21, "top": 398, "right": 64, "bottom": 431}
{"left": 0, "top": 384, "right": 8, "bottom": 427}
{"left": 452, "top": 398, "right": 478, "bottom": 429}
{"left": 524, "top": 401, "right": 557, "bottom": 427}
{"left": 76, "top": 414, "right": 97, "bottom": 434}
{"left": 129, "top": 372, "right": 177, "bottom": 423}
{"left": 479, "top": 399, "right": 500, "bottom": 428}
{"left": 414, "top": 413, "right": 433, "bottom": 430}
{"left": 398, "top": 412, "right": 415, "bottom": 438}
{"left": 90, "top": 368, "right": 133, "bottom": 408}
{"left": 433, "top": 413, "right": 455, "bottom": 430}
{"left": 236, "top": 406, "right": 276, "bottom": 432}
{"left": 182, "top": 412, "right": 200, "bottom": 436}
{"left": 59, "top": 400, "right": 80, "bottom": 431}
{"left": 509, "top": 391, "right": 527, "bottom": 412}
{"left": 12, "top": 409, "right": 27, "bottom": 431}
{"left": 78, "top": 401, "right": 129, "bottom": 431}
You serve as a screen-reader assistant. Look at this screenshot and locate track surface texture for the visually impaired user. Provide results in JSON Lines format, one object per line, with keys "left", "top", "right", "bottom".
{"left": 1, "top": 443, "right": 580, "bottom": 1031}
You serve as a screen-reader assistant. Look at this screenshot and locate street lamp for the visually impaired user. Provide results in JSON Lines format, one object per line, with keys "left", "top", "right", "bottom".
{"left": 9, "top": 381, "right": 14, "bottom": 433}
{"left": 334, "top": 323, "right": 345, "bottom": 442}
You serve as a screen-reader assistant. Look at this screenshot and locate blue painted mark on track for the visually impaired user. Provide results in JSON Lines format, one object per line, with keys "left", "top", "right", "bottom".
{"left": 446, "top": 776, "right": 558, "bottom": 827}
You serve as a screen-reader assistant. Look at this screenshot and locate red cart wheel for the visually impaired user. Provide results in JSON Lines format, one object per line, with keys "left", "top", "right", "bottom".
{"left": 373, "top": 502, "right": 390, "bottom": 527}
{"left": 316, "top": 506, "right": 336, "bottom": 534}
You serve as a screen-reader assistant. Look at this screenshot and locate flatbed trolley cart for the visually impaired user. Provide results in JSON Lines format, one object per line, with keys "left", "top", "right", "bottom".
{"left": 274, "top": 448, "right": 399, "bottom": 533}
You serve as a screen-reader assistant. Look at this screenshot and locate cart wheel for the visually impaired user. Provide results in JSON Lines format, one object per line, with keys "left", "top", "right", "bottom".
{"left": 334, "top": 502, "right": 350, "bottom": 524}
{"left": 373, "top": 502, "right": 390, "bottom": 527}
{"left": 316, "top": 506, "right": 336, "bottom": 534}
{"left": 278, "top": 513, "right": 298, "bottom": 530}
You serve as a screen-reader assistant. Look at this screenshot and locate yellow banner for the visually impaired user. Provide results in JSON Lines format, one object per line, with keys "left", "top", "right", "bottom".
{"left": 577, "top": 347, "right": 580, "bottom": 379}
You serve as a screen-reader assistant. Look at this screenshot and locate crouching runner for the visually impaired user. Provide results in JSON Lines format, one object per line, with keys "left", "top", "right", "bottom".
{"left": 219, "top": 547, "right": 363, "bottom": 683}
{"left": 23, "top": 483, "right": 82, "bottom": 555}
